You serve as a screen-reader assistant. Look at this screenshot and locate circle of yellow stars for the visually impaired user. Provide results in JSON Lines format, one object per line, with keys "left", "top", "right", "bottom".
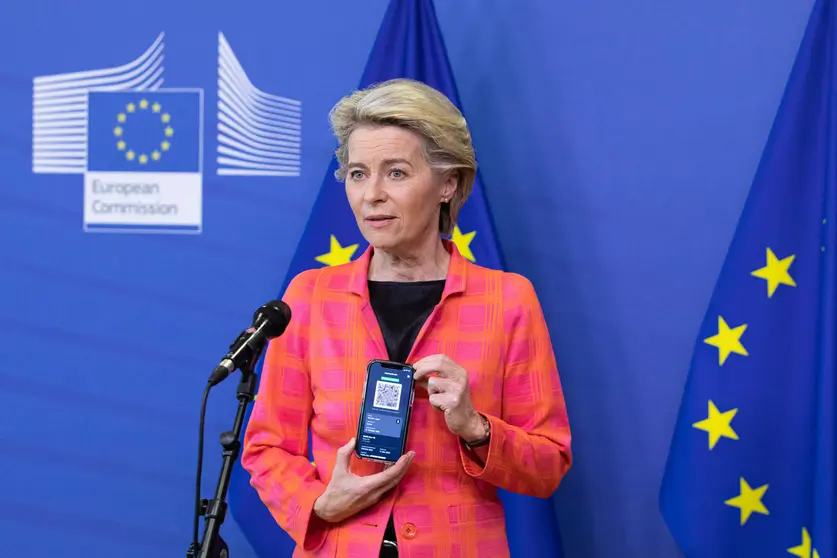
{"left": 690, "top": 244, "right": 821, "bottom": 556}
{"left": 114, "top": 98, "right": 174, "bottom": 164}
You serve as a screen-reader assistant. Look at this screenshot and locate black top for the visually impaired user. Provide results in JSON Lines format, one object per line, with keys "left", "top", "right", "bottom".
{"left": 367, "top": 280, "right": 446, "bottom": 362}
{"left": 367, "top": 279, "right": 445, "bottom": 546}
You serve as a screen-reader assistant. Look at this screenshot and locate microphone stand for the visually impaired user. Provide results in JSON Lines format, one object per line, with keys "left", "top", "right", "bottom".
{"left": 186, "top": 352, "right": 260, "bottom": 558}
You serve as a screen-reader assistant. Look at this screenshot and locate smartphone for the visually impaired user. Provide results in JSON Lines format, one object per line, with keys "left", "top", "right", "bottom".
{"left": 355, "top": 359, "right": 416, "bottom": 463}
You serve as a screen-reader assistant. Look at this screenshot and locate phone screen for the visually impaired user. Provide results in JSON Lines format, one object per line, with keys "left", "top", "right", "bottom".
{"left": 356, "top": 360, "right": 415, "bottom": 462}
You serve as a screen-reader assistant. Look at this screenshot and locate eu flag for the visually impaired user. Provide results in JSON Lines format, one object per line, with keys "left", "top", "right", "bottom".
{"left": 659, "top": 1, "right": 836, "bottom": 556}
{"left": 228, "top": 1, "right": 566, "bottom": 556}
{"left": 87, "top": 90, "right": 201, "bottom": 173}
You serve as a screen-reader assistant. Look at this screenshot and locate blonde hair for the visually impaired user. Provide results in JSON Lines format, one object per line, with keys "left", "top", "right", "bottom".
{"left": 328, "top": 78, "right": 477, "bottom": 236}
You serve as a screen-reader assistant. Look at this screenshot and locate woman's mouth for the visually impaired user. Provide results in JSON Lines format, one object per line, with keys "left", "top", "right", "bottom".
{"left": 365, "top": 215, "right": 396, "bottom": 228}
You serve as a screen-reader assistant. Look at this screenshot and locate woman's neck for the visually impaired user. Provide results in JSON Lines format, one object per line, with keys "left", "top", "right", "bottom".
{"left": 368, "top": 236, "right": 450, "bottom": 282}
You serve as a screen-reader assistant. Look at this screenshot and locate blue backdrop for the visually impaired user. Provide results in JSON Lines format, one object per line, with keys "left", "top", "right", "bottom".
{"left": 0, "top": 1, "right": 817, "bottom": 557}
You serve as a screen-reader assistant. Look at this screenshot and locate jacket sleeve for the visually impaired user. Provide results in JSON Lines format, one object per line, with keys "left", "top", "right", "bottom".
{"left": 240, "top": 269, "right": 331, "bottom": 551}
{"left": 459, "top": 273, "right": 573, "bottom": 498}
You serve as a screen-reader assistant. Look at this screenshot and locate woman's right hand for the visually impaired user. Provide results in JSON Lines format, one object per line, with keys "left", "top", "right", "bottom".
{"left": 313, "top": 437, "right": 415, "bottom": 524}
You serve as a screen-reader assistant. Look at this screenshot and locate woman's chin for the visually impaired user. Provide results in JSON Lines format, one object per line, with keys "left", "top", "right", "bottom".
{"left": 363, "top": 229, "right": 401, "bottom": 251}
{"left": 368, "top": 239, "right": 399, "bottom": 253}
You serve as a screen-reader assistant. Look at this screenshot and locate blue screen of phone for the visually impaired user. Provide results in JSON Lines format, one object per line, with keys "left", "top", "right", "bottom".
{"left": 357, "top": 362, "right": 414, "bottom": 461}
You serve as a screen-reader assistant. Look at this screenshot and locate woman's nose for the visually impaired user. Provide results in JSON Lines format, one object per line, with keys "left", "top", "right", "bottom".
{"left": 363, "top": 175, "right": 387, "bottom": 203}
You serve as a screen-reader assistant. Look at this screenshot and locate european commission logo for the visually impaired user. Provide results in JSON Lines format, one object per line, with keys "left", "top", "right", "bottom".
{"left": 32, "top": 32, "right": 301, "bottom": 234}
{"left": 85, "top": 90, "right": 203, "bottom": 232}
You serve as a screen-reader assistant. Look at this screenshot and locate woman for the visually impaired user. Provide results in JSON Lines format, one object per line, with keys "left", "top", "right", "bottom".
{"left": 241, "top": 78, "right": 572, "bottom": 558}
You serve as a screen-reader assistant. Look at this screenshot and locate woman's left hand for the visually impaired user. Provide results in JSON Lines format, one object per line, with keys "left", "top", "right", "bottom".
{"left": 412, "top": 354, "right": 486, "bottom": 443}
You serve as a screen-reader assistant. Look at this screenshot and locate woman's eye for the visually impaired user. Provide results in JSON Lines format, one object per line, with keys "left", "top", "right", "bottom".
{"left": 350, "top": 170, "right": 364, "bottom": 180}
{"left": 390, "top": 169, "right": 405, "bottom": 179}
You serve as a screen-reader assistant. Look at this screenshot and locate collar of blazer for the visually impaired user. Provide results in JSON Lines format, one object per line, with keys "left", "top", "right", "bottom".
{"left": 338, "top": 238, "right": 471, "bottom": 302}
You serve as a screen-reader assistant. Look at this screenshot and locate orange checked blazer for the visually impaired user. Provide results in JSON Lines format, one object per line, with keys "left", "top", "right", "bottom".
{"left": 241, "top": 240, "right": 572, "bottom": 558}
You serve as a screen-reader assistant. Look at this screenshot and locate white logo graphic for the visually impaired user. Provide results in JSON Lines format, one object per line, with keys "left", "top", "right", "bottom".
{"left": 32, "top": 33, "right": 205, "bottom": 234}
{"left": 31, "top": 31, "right": 302, "bottom": 234}
{"left": 217, "top": 32, "right": 302, "bottom": 177}
{"left": 32, "top": 33, "right": 166, "bottom": 175}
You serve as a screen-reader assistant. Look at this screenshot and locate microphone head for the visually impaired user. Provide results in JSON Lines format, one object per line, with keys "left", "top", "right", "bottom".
{"left": 253, "top": 300, "right": 292, "bottom": 339}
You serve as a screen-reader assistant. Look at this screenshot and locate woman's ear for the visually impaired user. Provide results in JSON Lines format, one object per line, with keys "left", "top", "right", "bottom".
{"left": 441, "top": 170, "right": 458, "bottom": 203}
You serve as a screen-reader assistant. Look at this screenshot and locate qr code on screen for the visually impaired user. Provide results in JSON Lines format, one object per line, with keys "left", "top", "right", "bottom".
{"left": 373, "top": 380, "right": 402, "bottom": 411}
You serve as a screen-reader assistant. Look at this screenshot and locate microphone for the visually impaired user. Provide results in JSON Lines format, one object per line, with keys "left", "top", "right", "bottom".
{"left": 207, "top": 300, "right": 292, "bottom": 387}
{"left": 187, "top": 299, "right": 292, "bottom": 558}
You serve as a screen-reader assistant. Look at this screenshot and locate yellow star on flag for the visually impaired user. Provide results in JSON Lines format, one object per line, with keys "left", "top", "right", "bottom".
{"left": 724, "top": 477, "right": 769, "bottom": 525}
{"left": 693, "top": 400, "right": 739, "bottom": 449}
{"left": 315, "top": 235, "right": 359, "bottom": 267}
{"left": 704, "top": 316, "right": 748, "bottom": 366}
{"left": 139, "top": 98, "right": 149, "bottom": 109}
{"left": 452, "top": 225, "right": 476, "bottom": 262}
{"left": 788, "top": 527, "right": 820, "bottom": 558}
{"left": 751, "top": 248, "right": 796, "bottom": 297}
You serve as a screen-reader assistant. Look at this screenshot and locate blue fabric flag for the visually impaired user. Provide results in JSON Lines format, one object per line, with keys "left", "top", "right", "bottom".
{"left": 659, "top": 1, "right": 837, "bottom": 557}
{"left": 228, "top": 0, "right": 566, "bottom": 556}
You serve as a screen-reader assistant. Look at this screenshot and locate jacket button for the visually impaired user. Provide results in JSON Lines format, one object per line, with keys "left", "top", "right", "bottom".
{"left": 400, "top": 522, "right": 417, "bottom": 539}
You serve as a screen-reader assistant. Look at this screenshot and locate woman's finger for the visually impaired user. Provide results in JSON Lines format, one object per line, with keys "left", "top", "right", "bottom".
{"left": 428, "top": 376, "right": 457, "bottom": 395}
{"left": 429, "top": 392, "right": 455, "bottom": 411}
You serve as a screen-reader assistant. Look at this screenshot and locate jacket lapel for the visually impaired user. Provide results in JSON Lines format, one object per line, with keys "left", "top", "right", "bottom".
{"left": 346, "top": 239, "right": 469, "bottom": 363}
{"left": 346, "top": 246, "right": 388, "bottom": 359}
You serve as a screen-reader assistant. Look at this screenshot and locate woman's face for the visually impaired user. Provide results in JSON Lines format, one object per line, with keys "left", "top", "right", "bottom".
{"left": 344, "top": 125, "right": 456, "bottom": 255}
